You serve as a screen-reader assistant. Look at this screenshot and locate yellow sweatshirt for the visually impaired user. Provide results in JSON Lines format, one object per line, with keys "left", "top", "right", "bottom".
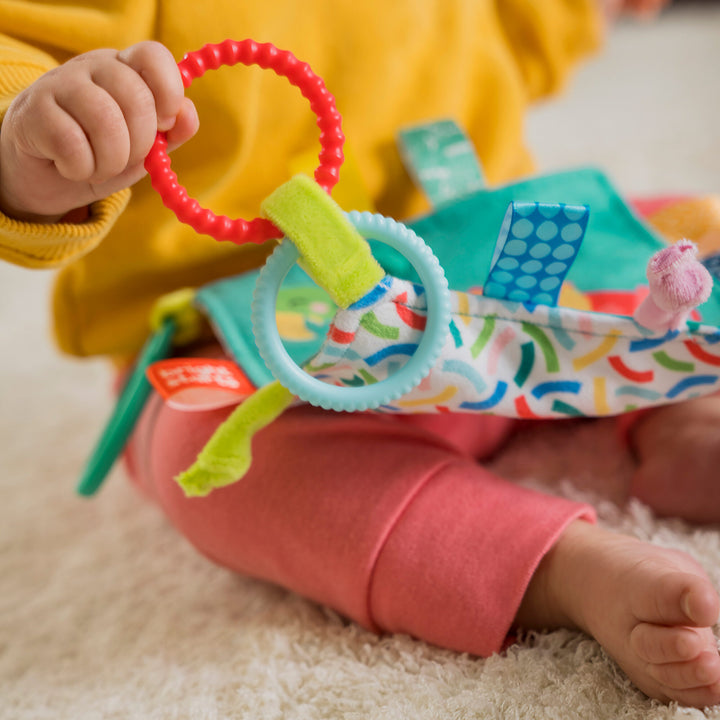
{"left": 0, "top": 0, "right": 601, "bottom": 358}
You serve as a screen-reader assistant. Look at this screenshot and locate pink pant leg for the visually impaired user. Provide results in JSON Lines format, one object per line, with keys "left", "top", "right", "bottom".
{"left": 127, "top": 397, "right": 595, "bottom": 657}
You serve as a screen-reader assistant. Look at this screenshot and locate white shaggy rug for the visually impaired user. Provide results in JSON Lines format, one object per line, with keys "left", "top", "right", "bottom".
{"left": 2, "top": 5, "right": 720, "bottom": 718}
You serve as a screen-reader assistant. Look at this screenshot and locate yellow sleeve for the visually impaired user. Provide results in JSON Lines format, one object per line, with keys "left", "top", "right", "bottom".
{"left": 0, "top": 191, "right": 131, "bottom": 269}
{"left": 495, "top": 0, "right": 603, "bottom": 101}
{"left": 0, "top": 1, "right": 155, "bottom": 269}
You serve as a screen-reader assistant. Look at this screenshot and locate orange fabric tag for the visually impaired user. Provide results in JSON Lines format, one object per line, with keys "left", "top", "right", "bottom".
{"left": 146, "top": 358, "right": 255, "bottom": 412}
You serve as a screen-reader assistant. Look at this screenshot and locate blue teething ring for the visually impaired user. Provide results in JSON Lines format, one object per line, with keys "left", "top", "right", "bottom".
{"left": 252, "top": 211, "right": 451, "bottom": 411}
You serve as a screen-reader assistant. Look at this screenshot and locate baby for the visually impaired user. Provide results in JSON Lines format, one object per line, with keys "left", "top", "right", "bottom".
{"left": 2, "top": 0, "right": 720, "bottom": 709}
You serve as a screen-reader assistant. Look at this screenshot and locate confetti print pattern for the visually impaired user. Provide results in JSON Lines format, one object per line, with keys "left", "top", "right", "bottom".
{"left": 305, "top": 276, "right": 720, "bottom": 418}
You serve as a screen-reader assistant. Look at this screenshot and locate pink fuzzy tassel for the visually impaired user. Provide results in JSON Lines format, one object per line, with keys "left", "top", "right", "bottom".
{"left": 633, "top": 239, "right": 713, "bottom": 331}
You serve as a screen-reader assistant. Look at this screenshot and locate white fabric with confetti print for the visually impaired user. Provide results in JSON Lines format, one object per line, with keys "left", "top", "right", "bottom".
{"left": 305, "top": 275, "right": 720, "bottom": 418}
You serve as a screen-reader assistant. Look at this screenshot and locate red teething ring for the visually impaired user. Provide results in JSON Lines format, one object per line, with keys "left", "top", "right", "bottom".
{"left": 144, "top": 39, "right": 344, "bottom": 244}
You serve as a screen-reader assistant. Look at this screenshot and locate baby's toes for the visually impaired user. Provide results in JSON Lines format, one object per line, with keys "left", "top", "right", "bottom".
{"left": 630, "top": 565, "right": 720, "bottom": 628}
{"left": 648, "top": 650, "right": 720, "bottom": 692}
{"left": 683, "top": 581, "right": 720, "bottom": 627}
{"left": 630, "top": 623, "right": 707, "bottom": 664}
{"left": 672, "top": 685, "right": 720, "bottom": 710}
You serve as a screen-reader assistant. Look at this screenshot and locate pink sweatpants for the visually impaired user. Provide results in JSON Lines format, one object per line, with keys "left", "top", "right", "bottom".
{"left": 126, "top": 394, "right": 596, "bottom": 657}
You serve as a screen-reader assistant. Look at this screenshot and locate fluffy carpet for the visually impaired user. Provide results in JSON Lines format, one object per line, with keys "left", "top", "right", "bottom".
{"left": 2, "top": 6, "right": 720, "bottom": 719}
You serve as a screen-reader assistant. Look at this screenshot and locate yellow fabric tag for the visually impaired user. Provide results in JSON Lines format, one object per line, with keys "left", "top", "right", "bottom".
{"left": 150, "top": 287, "right": 202, "bottom": 346}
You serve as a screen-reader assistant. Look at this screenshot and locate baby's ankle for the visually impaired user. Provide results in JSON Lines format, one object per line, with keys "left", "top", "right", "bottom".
{"left": 513, "top": 520, "right": 596, "bottom": 634}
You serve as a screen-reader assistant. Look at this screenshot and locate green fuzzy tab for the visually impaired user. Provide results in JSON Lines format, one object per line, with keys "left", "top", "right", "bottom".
{"left": 175, "top": 381, "right": 295, "bottom": 496}
{"left": 261, "top": 174, "right": 384, "bottom": 309}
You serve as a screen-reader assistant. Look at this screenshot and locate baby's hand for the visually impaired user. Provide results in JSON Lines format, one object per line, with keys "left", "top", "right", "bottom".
{"left": 0, "top": 41, "right": 199, "bottom": 222}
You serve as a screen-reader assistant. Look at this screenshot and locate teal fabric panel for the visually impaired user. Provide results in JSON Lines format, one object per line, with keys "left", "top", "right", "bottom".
{"left": 376, "top": 166, "right": 720, "bottom": 325}
{"left": 402, "top": 167, "right": 663, "bottom": 293}
{"left": 195, "top": 265, "right": 336, "bottom": 387}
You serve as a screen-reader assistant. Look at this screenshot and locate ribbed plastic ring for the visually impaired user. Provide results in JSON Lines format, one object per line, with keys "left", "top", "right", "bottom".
{"left": 251, "top": 212, "right": 451, "bottom": 411}
{"left": 144, "top": 39, "right": 344, "bottom": 245}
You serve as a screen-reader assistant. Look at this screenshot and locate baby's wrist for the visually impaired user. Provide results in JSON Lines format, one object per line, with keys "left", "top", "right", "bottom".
{"left": 0, "top": 183, "right": 73, "bottom": 224}
{"left": 0, "top": 199, "right": 66, "bottom": 224}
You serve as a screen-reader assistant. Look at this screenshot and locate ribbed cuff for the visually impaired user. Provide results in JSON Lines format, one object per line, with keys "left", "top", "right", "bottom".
{"left": 0, "top": 188, "right": 131, "bottom": 268}
{"left": 368, "top": 462, "right": 596, "bottom": 656}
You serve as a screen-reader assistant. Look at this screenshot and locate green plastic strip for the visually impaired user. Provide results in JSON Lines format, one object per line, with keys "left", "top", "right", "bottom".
{"left": 76, "top": 317, "right": 177, "bottom": 496}
{"left": 398, "top": 120, "right": 485, "bottom": 208}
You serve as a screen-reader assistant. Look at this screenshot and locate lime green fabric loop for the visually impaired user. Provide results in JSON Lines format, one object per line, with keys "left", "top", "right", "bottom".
{"left": 261, "top": 174, "right": 384, "bottom": 309}
{"left": 175, "top": 381, "right": 295, "bottom": 497}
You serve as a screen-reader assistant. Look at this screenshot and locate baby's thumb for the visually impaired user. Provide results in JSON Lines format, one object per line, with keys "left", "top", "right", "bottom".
{"left": 165, "top": 97, "right": 199, "bottom": 152}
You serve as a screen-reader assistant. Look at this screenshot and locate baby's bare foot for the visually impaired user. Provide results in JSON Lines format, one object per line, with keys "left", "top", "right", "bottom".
{"left": 630, "top": 395, "right": 720, "bottom": 524}
{"left": 516, "top": 521, "right": 720, "bottom": 707}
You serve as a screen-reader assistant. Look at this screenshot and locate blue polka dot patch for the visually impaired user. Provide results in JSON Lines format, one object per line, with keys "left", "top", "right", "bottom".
{"left": 482, "top": 202, "right": 589, "bottom": 306}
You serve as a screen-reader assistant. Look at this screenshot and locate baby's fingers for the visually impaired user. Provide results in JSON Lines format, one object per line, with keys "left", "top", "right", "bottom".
{"left": 14, "top": 95, "right": 95, "bottom": 183}
{"left": 165, "top": 97, "right": 200, "bottom": 152}
{"left": 90, "top": 58, "right": 160, "bottom": 170}
{"left": 117, "top": 41, "right": 185, "bottom": 132}
{"left": 53, "top": 80, "right": 130, "bottom": 183}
